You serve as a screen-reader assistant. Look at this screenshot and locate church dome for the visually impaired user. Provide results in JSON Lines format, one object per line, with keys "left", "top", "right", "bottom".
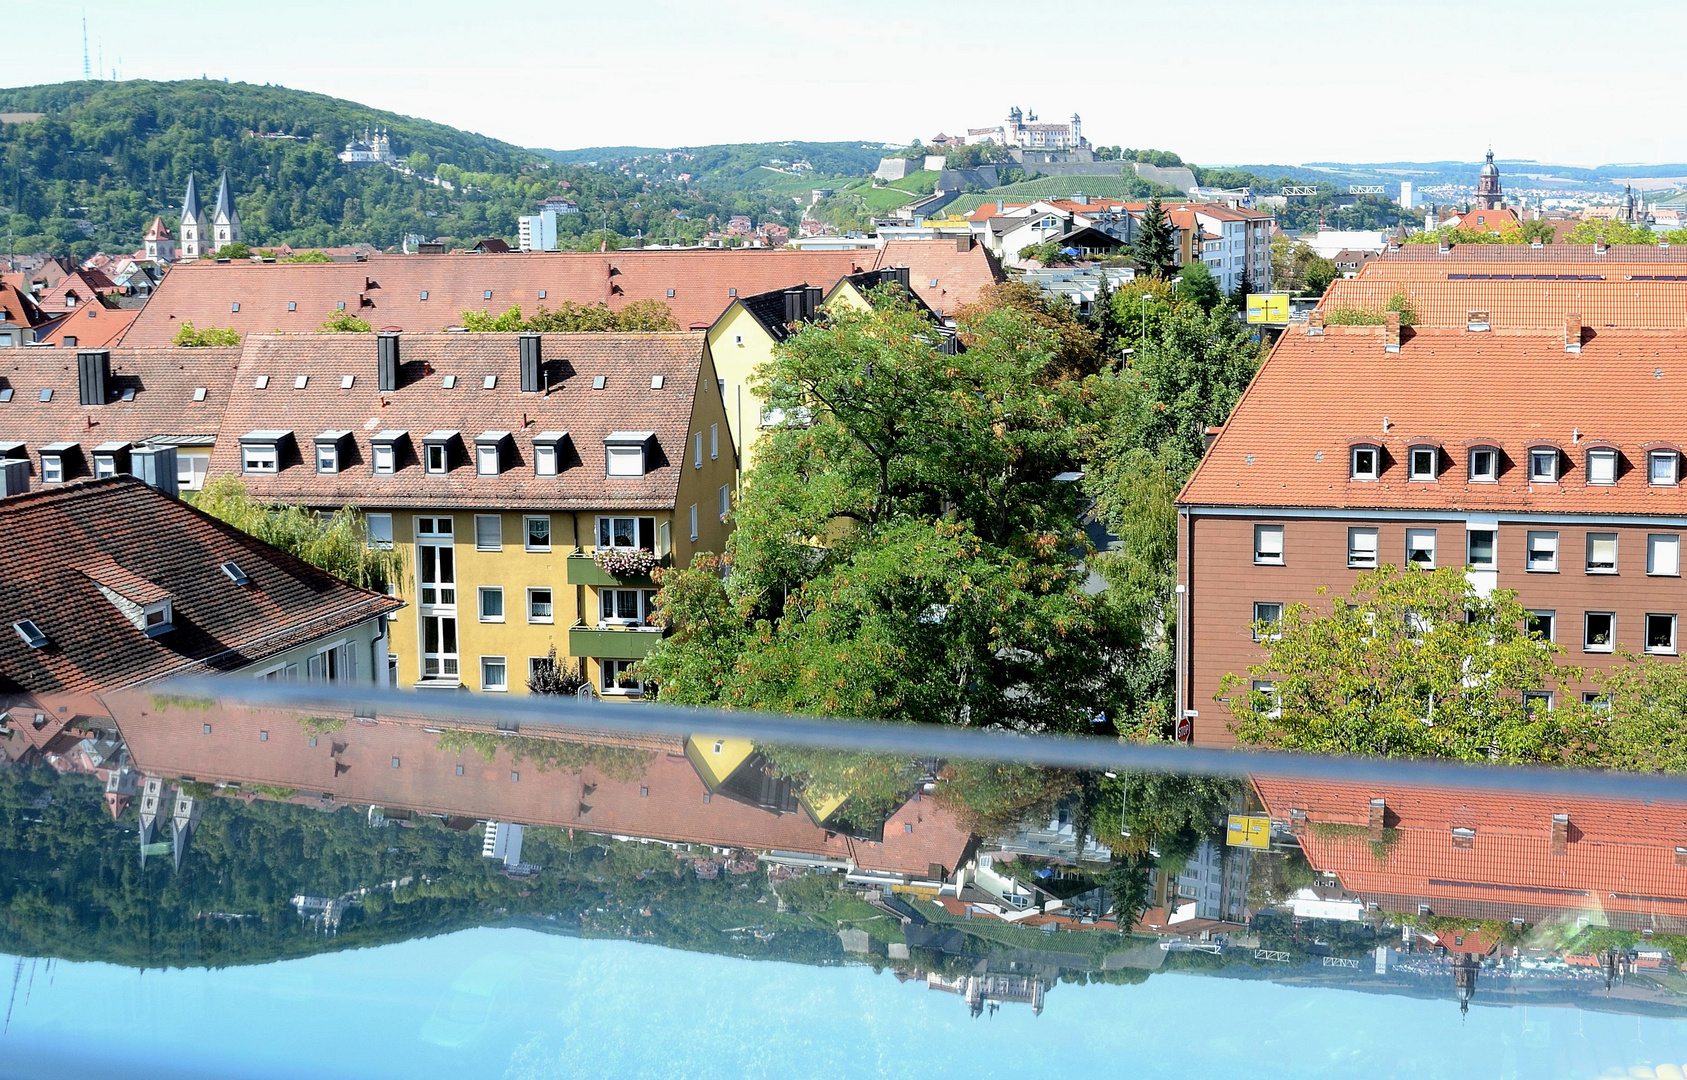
{"left": 1479, "top": 150, "right": 1499, "bottom": 178}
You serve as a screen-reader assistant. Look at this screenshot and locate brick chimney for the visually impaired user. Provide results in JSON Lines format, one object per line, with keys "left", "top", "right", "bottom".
{"left": 1306, "top": 309, "right": 1325, "bottom": 336}
{"left": 1202, "top": 425, "right": 1222, "bottom": 454}
{"left": 1367, "top": 798, "right": 1387, "bottom": 842}
{"left": 1564, "top": 312, "right": 1582, "bottom": 354}
{"left": 1550, "top": 813, "right": 1569, "bottom": 855}
{"left": 1383, "top": 310, "right": 1401, "bottom": 353}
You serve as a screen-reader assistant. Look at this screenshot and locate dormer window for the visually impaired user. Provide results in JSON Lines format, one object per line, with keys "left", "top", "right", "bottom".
{"left": 39, "top": 442, "right": 77, "bottom": 484}
{"left": 604, "top": 431, "right": 652, "bottom": 477}
{"left": 1586, "top": 448, "right": 1617, "bottom": 485}
{"left": 1468, "top": 446, "right": 1497, "bottom": 482}
{"left": 315, "top": 431, "right": 350, "bottom": 474}
{"left": 532, "top": 431, "right": 567, "bottom": 476}
{"left": 143, "top": 599, "right": 173, "bottom": 636}
{"left": 1350, "top": 445, "right": 1380, "bottom": 481}
{"left": 1650, "top": 450, "right": 1680, "bottom": 487}
{"left": 422, "top": 431, "right": 460, "bottom": 474}
{"left": 1408, "top": 445, "right": 1438, "bottom": 481}
{"left": 239, "top": 430, "right": 290, "bottom": 474}
{"left": 92, "top": 441, "right": 131, "bottom": 479}
{"left": 1529, "top": 448, "right": 1559, "bottom": 483}
{"left": 371, "top": 430, "right": 406, "bottom": 474}
{"left": 475, "top": 431, "right": 511, "bottom": 476}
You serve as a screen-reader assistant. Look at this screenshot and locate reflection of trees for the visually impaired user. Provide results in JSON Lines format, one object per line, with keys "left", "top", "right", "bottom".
{"left": 935, "top": 760, "right": 1082, "bottom": 836}
{"left": 758, "top": 746, "right": 925, "bottom": 821}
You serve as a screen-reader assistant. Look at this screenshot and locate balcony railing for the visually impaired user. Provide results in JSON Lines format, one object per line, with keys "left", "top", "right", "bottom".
{"left": 565, "top": 552, "right": 670, "bottom": 587}
{"left": 569, "top": 622, "right": 663, "bottom": 660}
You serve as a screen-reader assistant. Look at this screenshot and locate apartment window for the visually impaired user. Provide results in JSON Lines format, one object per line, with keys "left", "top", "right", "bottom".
{"left": 1250, "top": 679, "right": 1282, "bottom": 720}
{"left": 1347, "top": 528, "right": 1379, "bottom": 569}
{"left": 478, "top": 586, "right": 504, "bottom": 622}
{"left": 480, "top": 656, "right": 508, "bottom": 693}
{"left": 241, "top": 443, "right": 278, "bottom": 474}
{"left": 1647, "top": 613, "right": 1678, "bottom": 654}
{"left": 316, "top": 441, "right": 339, "bottom": 474}
{"left": 476, "top": 442, "right": 500, "bottom": 476}
{"left": 601, "top": 658, "right": 643, "bottom": 696}
{"left": 1529, "top": 448, "right": 1559, "bottom": 483}
{"left": 597, "top": 516, "right": 653, "bottom": 551}
{"left": 528, "top": 588, "right": 554, "bottom": 623}
{"left": 373, "top": 442, "right": 396, "bottom": 474}
{"left": 1406, "top": 528, "right": 1436, "bottom": 568}
{"left": 693, "top": 431, "right": 704, "bottom": 468}
{"left": 1350, "top": 445, "right": 1380, "bottom": 481}
{"left": 1252, "top": 601, "right": 1283, "bottom": 641}
{"left": 710, "top": 423, "right": 719, "bottom": 460}
{"left": 1649, "top": 534, "right": 1681, "bottom": 576}
{"left": 425, "top": 442, "right": 448, "bottom": 474}
{"left": 689, "top": 503, "right": 699, "bottom": 542}
{"left": 421, "top": 615, "right": 458, "bottom": 680}
{"left": 1527, "top": 610, "right": 1556, "bottom": 643}
{"left": 1251, "top": 524, "right": 1285, "bottom": 565}
{"left": 606, "top": 443, "right": 644, "bottom": 476}
{"left": 1408, "top": 446, "right": 1438, "bottom": 481}
{"left": 1651, "top": 450, "right": 1680, "bottom": 487}
{"left": 1468, "top": 447, "right": 1498, "bottom": 482}
{"left": 40, "top": 453, "right": 65, "bottom": 484}
{"left": 1587, "top": 448, "right": 1617, "bottom": 486}
{"left": 1583, "top": 692, "right": 1611, "bottom": 713}
{"left": 1467, "top": 529, "right": 1495, "bottom": 568}
{"left": 366, "top": 513, "right": 393, "bottom": 550}
{"left": 600, "top": 588, "right": 659, "bottom": 626}
{"left": 525, "top": 516, "right": 551, "bottom": 552}
{"left": 474, "top": 514, "right": 502, "bottom": 551}
{"left": 1584, "top": 611, "right": 1614, "bottom": 652}
{"left": 719, "top": 484, "right": 731, "bottom": 521}
{"left": 1522, "top": 692, "right": 1553, "bottom": 712}
{"left": 416, "top": 517, "right": 456, "bottom": 607}
{"left": 1586, "top": 533, "right": 1617, "bottom": 574}
{"left": 530, "top": 655, "right": 558, "bottom": 684}
{"left": 1526, "top": 531, "right": 1559, "bottom": 572}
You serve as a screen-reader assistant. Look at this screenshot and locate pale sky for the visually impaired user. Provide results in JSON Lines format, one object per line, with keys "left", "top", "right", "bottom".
{"left": 15, "top": 0, "right": 1687, "bottom": 167}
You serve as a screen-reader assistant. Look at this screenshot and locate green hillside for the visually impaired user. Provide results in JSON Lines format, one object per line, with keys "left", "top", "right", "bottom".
{"left": 0, "top": 80, "right": 820, "bottom": 259}
{"left": 947, "top": 174, "right": 1171, "bottom": 217}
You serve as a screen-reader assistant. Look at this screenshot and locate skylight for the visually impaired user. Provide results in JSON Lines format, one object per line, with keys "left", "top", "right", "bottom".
{"left": 483, "top": 375, "right": 497, "bottom": 390}
{"left": 13, "top": 619, "right": 46, "bottom": 649}
{"left": 650, "top": 375, "right": 664, "bottom": 389}
{"left": 193, "top": 387, "right": 207, "bottom": 401}
{"left": 442, "top": 375, "right": 457, "bottom": 389}
{"left": 483, "top": 290, "right": 493, "bottom": 300}
{"left": 220, "top": 561, "right": 250, "bottom": 586}
{"left": 121, "top": 387, "right": 136, "bottom": 402}
{"left": 294, "top": 375, "right": 309, "bottom": 389}
{"left": 592, "top": 376, "right": 606, "bottom": 390}
{"left": 254, "top": 375, "right": 270, "bottom": 389}
{"left": 538, "top": 290, "right": 547, "bottom": 299}
{"left": 231, "top": 302, "right": 240, "bottom": 313}
{"left": 39, "top": 389, "right": 52, "bottom": 402}
{"left": 288, "top": 301, "right": 297, "bottom": 311}
{"left": 0, "top": 389, "right": 11, "bottom": 402}
{"left": 341, "top": 375, "right": 355, "bottom": 389}
{"left": 420, "top": 291, "right": 429, "bottom": 300}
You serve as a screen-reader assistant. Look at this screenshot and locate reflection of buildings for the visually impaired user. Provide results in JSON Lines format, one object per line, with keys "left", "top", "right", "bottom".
{"left": 136, "top": 777, "right": 199, "bottom": 871}
{"left": 925, "top": 968, "right": 1047, "bottom": 1017}
{"left": 1255, "top": 778, "right": 1687, "bottom": 933}
{"left": 109, "top": 701, "right": 973, "bottom": 881}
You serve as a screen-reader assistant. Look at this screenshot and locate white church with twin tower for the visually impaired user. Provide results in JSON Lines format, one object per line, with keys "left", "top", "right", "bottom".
{"left": 145, "top": 171, "right": 241, "bottom": 261}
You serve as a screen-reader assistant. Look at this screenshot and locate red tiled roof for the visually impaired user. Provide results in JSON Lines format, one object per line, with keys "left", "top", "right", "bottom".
{"left": 210, "top": 332, "right": 710, "bottom": 511}
{"left": 1444, "top": 208, "right": 1521, "bottom": 233}
{"left": 1360, "top": 246, "right": 1687, "bottom": 270}
{"left": 1254, "top": 777, "right": 1687, "bottom": 924}
{"left": 120, "top": 248, "right": 1000, "bottom": 345}
{"left": 0, "top": 477, "right": 401, "bottom": 694}
{"left": 1180, "top": 325, "right": 1687, "bottom": 513}
{"left": 35, "top": 303, "right": 139, "bottom": 347}
{"left": 0, "top": 278, "right": 53, "bottom": 329}
{"left": 110, "top": 701, "right": 974, "bottom": 878}
{"left": 0, "top": 345, "right": 240, "bottom": 450}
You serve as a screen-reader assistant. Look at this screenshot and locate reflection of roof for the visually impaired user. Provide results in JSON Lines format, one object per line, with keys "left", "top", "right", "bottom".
{"left": 124, "top": 246, "right": 1001, "bottom": 343}
{"left": 0, "top": 478, "right": 401, "bottom": 694}
{"left": 1255, "top": 777, "right": 1687, "bottom": 929}
{"left": 1182, "top": 325, "right": 1687, "bottom": 514}
{"left": 115, "top": 704, "right": 974, "bottom": 877}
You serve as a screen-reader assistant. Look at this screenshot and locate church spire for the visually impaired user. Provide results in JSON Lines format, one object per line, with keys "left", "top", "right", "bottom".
{"left": 179, "top": 173, "right": 202, "bottom": 225}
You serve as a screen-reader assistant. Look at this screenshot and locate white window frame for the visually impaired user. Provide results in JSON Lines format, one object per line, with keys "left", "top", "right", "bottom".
{"left": 1408, "top": 446, "right": 1438, "bottom": 481}
{"left": 597, "top": 516, "right": 646, "bottom": 551}
{"left": 1647, "top": 613, "right": 1679, "bottom": 655}
{"left": 177, "top": 451, "right": 210, "bottom": 491}
{"left": 606, "top": 444, "right": 644, "bottom": 477}
{"left": 1528, "top": 448, "right": 1559, "bottom": 483}
{"left": 366, "top": 513, "right": 394, "bottom": 550}
{"left": 1253, "top": 524, "right": 1285, "bottom": 565}
{"left": 524, "top": 516, "right": 552, "bottom": 552}
{"left": 1350, "top": 445, "right": 1380, "bottom": 481}
{"left": 1585, "top": 532, "right": 1618, "bottom": 574}
{"left": 478, "top": 586, "right": 504, "bottom": 623}
{"left": 527, "top": 587, "right": 554, "bottom": 624}
{"left": 1584, "top": 611, "right": 1615, "bottom": 653}
{"left": 599, "top": 587, "right": 659, "bottom": 627}
{"left": 474, "top": 514, "right": 502, "bottom": 552}
{"left": 1649, "top": 533, "right": 1681, "bottom": 577}
{"left": 535, "top": 442, "right": 558, "bottom": 477}
{"left": 480, "top": 655, "right": 508, "bottom": 693}
{"left": 425, "top": 442, "right": 448, "bottom": 474}
{"left": 1523, "top": 691, "right": 1554, "bottom": 712}
{"left": 93, "top": 454, "right": 118, "bottom": 479}
{"left": 415, "top": 517, "right": 456, "bottom": 609}
{"left": 689, "top": 503, "right": 699, "bottom": 542}
{"left": 1468, "top": 447, "right": 1498, "bottom": 483}
{"left": 41, "top": 453, "right": 65, "bottom": 484}
{"left": 1528, "top": 609, "right": 1556, "bottom": 643}
{"left": 710, "top": 423, "right": 719, "bottom": 460}
{"left": 316, "top": 442, "right": 339, "bottom": 474}
{"left": 373, "top": 442, "right": 397, "bottom": 475}
{"left": 1525, "top": 530, "right": 1559, "bottom": 573}
{"left": 1651, "top": 450, "right": 1680, "bottom": 487}
{"left": 241, "top": 443, "right": 278, "bottom": 474}
{"left": 1466, "top": 528, "right": 1496, "bottom": 568}
{"left": 694, "top": 431, "right": 704, "bottom": 469}
{"left": 476, "top": 442, "right": 500, "bottom": 477}
{"left": 420, "top": 614, "right": 459, "bottom": 681}
{"left": 1586, "top": 447, "right": 1617, "bottom": 486}
{"left": 719, "top": 484, "right": 731, "bottom": 522}
{"left": 1406, "top": 528, "right": 1437, "bottom": 569}
{"left": 1347, "top": 527, "right": 1378, "bottom": 569}
{"left": 1252, "top": 601, "right": 1283, "bottom": 641}
{"left": 1250, "top": 679, "right": 1282, "bottom": 720}
{"left": 600, "top": 658, "right": 643, "bottom": 696}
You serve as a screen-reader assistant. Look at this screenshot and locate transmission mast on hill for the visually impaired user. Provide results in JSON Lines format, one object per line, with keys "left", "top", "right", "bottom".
{"left": 82, "top": 13, "right": 91, "bottom": 80}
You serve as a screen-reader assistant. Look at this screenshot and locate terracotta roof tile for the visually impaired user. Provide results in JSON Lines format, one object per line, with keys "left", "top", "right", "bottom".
{"left": 1181, "top": 325, "right": 1687, "bottom": 514}
{"left": 0, "top": 477, "right": 400, "bottom": 694}
{"left": 35, "top": 303, "right": 139, "bottom": 347}
{"left": 1319, "top": 275, "right": 1687, "bottom": 329}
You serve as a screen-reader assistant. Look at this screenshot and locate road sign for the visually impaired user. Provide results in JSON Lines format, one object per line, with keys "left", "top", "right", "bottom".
{"left": 1246, "top": 292, "right": 1291, "bottom": 325}
{"left": 1227, "top": 814, "right": 1272, "bottom": 849}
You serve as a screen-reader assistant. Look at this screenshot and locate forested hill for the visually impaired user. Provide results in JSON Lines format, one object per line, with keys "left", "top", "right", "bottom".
{"left": 0, "top": 80, "right": 822, "bottom": 259}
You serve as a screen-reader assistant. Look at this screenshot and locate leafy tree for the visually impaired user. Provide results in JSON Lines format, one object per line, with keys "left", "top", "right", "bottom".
{"left": 1301, "top": 257, "right": 1339, "bottom": 296}
{"left": 954, "top": 281, "right": 1102, "bottom": 380}
{"left": 527, "top": 644, "right": 587, "bottom": 695}
{"left": 1221, "top": 566, "right": 1591, "bottom": 761}
{"left": 457, "top": 300, "right": 677, "bottom": 333}
{"left": 187, "top": 476, "right": 405, "bottom": 590}
{"left": 1561, "top": 218, "right": 1659, "bottom": 246}
{"left": 1018, "top": 240, "right": 1077, "bottom": 266}
{"left": 171, "top": 321, "right": 241, "bottom": 347}
{"left": 216, "top": 242, "right": 253, "bottom": 260}
{"left": 1587, "top": 656, "right": 1687, "bottom": 772}
{"left": 282, "top": 250, "right": 334, "bottom": 263}
{"left": 1323, "top": 289, "right": 1417, "bottom": 327}
{"left": 1113, "top": 300, "right": 1259, "bottom": 462}
{"left": 1086, "top": 272, "right": 1126, "bottom": 361}
{"left": 320, "top": 310, "right": 373, "bottom": 332}
{"left": 1518, "top": 218, "right": 1554, "bottom": 244}
{"left": 1131, "top": 196, "right": 1176, "bottom": 276}
{"left": 1174, "top": 260, "right": 1223, "bottom": 313}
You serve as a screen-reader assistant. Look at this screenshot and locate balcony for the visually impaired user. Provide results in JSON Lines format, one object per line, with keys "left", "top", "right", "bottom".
{"left": 565, "top": 552, "right": 669, "bottom": 587}
{"left": 569, "top": 623, "right": 663, "bottom": 660}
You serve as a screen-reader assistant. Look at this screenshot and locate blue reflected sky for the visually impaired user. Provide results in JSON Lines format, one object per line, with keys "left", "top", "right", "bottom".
{"left": 2, "top": 927, "right": 1683, "bottom": 1079}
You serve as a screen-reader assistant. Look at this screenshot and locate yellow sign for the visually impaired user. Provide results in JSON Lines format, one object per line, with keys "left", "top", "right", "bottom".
{"left": 1246, "top": 292, "right": 1291, "bottom": 325}
{"left": 1227, "top": 814, "right": 1272, "bottom": 849}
